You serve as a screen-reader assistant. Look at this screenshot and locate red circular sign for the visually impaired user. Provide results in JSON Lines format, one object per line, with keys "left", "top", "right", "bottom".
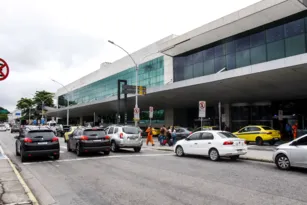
{"left": 0, "top": 58, "right": 9, "bottom": 81}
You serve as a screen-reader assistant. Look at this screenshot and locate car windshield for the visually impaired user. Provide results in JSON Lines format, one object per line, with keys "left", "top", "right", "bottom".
{"left": 123, "top": 127, "right": 139, "bottom": 134}
{"left": 28, "top": 131, "right": 55, "bottom": 138}
{"left": 217, "top": 132, "right": 238, "bottom": 138}
{"left": 84, "top": 130, "right": 105, "bottom": 137}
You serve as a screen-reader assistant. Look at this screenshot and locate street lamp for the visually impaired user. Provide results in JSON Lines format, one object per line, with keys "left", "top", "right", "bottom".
{"left": 51, "top": 79, "right": 70, "bottom": 125}
{"left": 108, "top": 40, "right": 161, "bottom": 126}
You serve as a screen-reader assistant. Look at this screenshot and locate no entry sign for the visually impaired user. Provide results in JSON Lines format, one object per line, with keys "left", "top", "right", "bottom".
{"left": 0, "top": 58, "right": 9, "bottom": 81}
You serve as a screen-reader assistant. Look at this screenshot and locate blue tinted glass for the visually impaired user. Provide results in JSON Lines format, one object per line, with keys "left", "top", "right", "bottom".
{"left": 192, "top": 51, "right": 203, "bottom": 64}
{"left": 266, "top": 25, "right": 284, "bottom": 43}
{"left": 225, "top": 41, "right": 236, "bottom": 54}
{"left": 184, "top": 65, "right": 193, "bottom": 79}
{"left": 203, "top": 59, "right": 215, "bottom": 75}
{"left": 226, "top": 53, "right": 236, "bottom": 70}
{"left": 236, "top": 49, "right": 250, "bottom": 68}
{"left": 236, "top": 36, "right": 250, "bottom": 52}
{"left": 267, "top": 40, "right": 285, "bottom": 61}
{"left": 250, "top": 31, "right": 265, "bottom": 47}
{"left": 284, "top": 18, "right": 304, "bottom": 38}
{"left": 214, "top": 44, "right": 225, "bottom": 57}
{"left": 285, "top": 34, "right": 306, "bottom": 57}
{"left": 250, "top": 45, "right": 266, "bottom": 65}
{"left": 203, "top": 48, "right": 215, "bottom": 60}
{"left": 193, "top": 62, "right": 204, "bottom": 78}
{"left": 214, "top": 56, "right": 225, "bottom": 73}
{"left": 184, "top": 55, "right": 193, "bottom": 66}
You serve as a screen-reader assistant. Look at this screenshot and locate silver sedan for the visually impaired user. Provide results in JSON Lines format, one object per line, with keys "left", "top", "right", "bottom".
{"left": 273, "top": 134, "right": 307, "bottom": 170}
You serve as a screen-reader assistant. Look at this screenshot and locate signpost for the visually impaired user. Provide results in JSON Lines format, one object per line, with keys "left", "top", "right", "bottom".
{"left": 199, "top": 101, "right": 206, "bottom": 128}
{"left": 149, "top": 106, "right": 153, "bottom": 125}
{"left": 134, "top": 108, "right": 140, "bottom": 122}
{"left": 122, "top": 85, "right": 146, "bottom": 95}
{"left": 0, "top": 58, "right": 9, "bottom": 81}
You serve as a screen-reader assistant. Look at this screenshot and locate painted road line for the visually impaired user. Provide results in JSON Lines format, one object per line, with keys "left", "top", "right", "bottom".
{"left": 23, "top": 153, "right": 174, "bottom": 165}
{"left": 60, "top": 146, "right": 67, "bottom": 149}
{"left": 60, "top": 151, "right": 65, "bottom": 153}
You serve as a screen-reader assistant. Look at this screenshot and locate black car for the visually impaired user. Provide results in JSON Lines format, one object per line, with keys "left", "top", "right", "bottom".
{"left": 67, "top": 127, "right": 110, "bottom": 156}
{"left": 11, "top": 124, "right": 20, "bottom": 133}
{"left": 15, "top": 126, "right": 60, "bottom": 162}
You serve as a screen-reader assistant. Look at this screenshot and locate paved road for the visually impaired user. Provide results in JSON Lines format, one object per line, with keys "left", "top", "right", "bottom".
{"left": 1, "top": 131, "right": 307, "bottom": 205}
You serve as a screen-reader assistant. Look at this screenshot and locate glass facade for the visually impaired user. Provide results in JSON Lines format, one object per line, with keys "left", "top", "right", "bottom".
{"left": 58, "top": 56, "right": 164, "bottom": 107}
{"left": 173, "top": 12, "right": 307, "bottom": 82}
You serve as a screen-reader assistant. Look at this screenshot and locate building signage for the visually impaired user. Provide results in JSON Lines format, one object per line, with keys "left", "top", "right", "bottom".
{"left": 149, "top": 106, "right": 154, "bottom": 119}
{"left": 134, "top": 107, "right": 140, "bottom": 121}
{"left": 198, "top": 101, "right": 206, "bottom": 118}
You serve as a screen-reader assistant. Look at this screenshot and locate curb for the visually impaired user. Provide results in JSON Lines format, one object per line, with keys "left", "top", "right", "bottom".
{"left": 7, "top": 158, "right": 40, "bottom": 205}
{"left": 155, "top": 148, "right": 173, "bottom": 152}
{"left": 239, "top": 157, "right": 273, "bottom": 163}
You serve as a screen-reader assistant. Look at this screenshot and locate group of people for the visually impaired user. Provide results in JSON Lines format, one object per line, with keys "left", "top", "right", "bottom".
{"left": 145, "top": 125, "right": 177, "bottom": 147}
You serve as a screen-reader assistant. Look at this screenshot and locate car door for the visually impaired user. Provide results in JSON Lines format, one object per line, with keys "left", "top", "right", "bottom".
{"left": 107, "top": 127, "right": 114, "bottom": 140}
{"left": 289, "top": 136, "right": 307, "bottom": 168}
{"left": 248, "top": 126, "right": 261, "bottom": 142}
{"left": 182, "top": 132, "right": 202, "bottom": 155}
{"left": 235, "top": 127, "right": 251, "bottom": 141}
{"left": 197, "top": 132, "right": 214, "bottom": 155}
{"left": 175, "top": 128, "right": 183, "bottom": 140}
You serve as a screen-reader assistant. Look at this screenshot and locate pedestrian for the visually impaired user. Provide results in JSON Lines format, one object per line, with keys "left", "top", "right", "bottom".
{"left": 146, "top": 126, "right": 155, "bottom": 146}
{"left": 159, "top": 125, "right": 166, "bottom": 145}
{"left": 292, "top": 122, "right": 298, "bottom": 140}
{"left": 285, "top": 123, "right": 292, "bottom": 140}
{"left": 171, "top": 126, "right": 177, "bottom": 145}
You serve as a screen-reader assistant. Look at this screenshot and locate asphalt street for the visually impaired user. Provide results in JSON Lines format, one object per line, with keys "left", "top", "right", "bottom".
{"left": 1, "top": 131, "right": 307, "bottom": 205}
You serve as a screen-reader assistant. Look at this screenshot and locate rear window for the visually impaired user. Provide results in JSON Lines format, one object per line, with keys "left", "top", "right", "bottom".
{"left": 261, "top": 126, "right": 273, "bottom": 130}
{"left": 84, "top": 130, "right": 105, "bottom": 137}
{"left": 122, "top": 127, "right": 139, "bottom": 134}
{"left": 217, "top": 132, "right": 238, "bottom": 138}
{"left": 28, "top": 131, "right": 55, "bottom": 138}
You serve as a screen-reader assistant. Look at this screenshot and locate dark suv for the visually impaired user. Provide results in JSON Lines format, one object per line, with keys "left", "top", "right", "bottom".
{"left": 15, "top": 126, "right": 60, "bottom": 162}
{"left": 67, "top": 127, "right": 111, "bottom": 156}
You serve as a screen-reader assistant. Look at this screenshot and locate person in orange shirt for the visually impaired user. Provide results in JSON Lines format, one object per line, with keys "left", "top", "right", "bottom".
{"left": 146, "top": 126, "right": 155, "bottom": 146}
{"left": 292, "top": 122, "right": 298, "bottom": 139}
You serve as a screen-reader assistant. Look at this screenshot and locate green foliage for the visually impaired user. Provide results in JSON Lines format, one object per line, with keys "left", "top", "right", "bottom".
{"left": 0, "top": 114, "right": 8, "bottom": 121}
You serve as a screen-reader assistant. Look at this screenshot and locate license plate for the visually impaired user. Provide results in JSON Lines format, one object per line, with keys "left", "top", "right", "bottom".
{"left": 93, "top": 140, "right": 101, "bottom": 142}
{"left": 38, "top": 142, "right": 48, "bottom": 145}
{"left": 237, "top": 149, "right": 243, "bottom": 152}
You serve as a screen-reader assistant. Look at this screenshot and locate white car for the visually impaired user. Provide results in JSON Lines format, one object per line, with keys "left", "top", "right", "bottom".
{"left": 0, "top": 124, "right": 7, "bottom": 131}
{"left": 174, "top": 130, "right": 247, "bottom": 161}
{"left": 273, "top": 134, "right": 307, "bottom": 170}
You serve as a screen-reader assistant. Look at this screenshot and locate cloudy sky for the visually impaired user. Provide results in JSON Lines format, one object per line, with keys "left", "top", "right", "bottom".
{"left": 0, "top": 0, "right": 260, "bottom": 111}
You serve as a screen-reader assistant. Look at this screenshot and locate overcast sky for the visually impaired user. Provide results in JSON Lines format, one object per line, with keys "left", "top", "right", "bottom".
{"left": 0, "top": 0, "right": 260, "bottom": 111}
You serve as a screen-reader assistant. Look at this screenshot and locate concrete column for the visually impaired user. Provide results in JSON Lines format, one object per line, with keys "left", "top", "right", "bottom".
{"left": 79, "top": 116, "right": 83, "bottom": 126}
{"left": 164, "top": 108, "right": 174, "bottom": 126}
{"left": 223, "top": 104, "right": 231, "bottom": 128}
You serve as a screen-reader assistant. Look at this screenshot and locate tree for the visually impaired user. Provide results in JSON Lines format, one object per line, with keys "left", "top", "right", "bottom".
{"left": 16, "top": 98, "right": 35, "bottom": 119}
{"left": 33, "top": 90, "right": 54, "bottom": 119}
{"left": 0, "top": 114, "right": 8, "bottom": 121}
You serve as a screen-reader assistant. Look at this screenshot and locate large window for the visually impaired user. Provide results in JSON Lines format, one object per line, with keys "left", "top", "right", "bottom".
{"left": 173, "top": 14, "right": 307, "bottom": 82}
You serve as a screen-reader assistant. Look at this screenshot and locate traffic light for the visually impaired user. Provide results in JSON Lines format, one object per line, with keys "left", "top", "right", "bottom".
{"left": 138, "top": 86, "right": 146, "bottom": 95}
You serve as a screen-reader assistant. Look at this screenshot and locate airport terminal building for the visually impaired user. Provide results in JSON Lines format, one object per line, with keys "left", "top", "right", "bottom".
{"left": 48, "top": 0, "right": 307, "bottom": 131}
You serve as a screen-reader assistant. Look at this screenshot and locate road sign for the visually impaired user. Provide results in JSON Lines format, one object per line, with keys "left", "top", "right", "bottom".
{"left": 138, "top": 86, "right": 146, "bottom": 95}
{"left": 122, "top": 85, "right": 147, "bottom": 95}
{"left": 0, "top": 58, "right": 9, "bottom": 81}
{"left": 199, "top": 101, "right": 206, "bottom": 118}
{"left": 134, "top": 107, "right": 140, "bottom": 121}
{"left": 149, "top": 106, "right": 154, "bottom": 119}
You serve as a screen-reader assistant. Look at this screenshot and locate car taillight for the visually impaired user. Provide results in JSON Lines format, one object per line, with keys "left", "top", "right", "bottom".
{"left": 80, "top": 135, "right": 89, "bottom": 140}
{"left": 223, "top": 141, "right": 234, "bottom": 145}
{"left": 24, "top": 138, "right": 33, "bottom": 143}
{"left": 52, "top": 137, "right": 59, "bottom": 142}
{"left": 244, "top": 140, "right": 247, "bottom": 144}
{"left": 105, "top": 136, "right": 110, "bottom": 140}
{"left": 266, "top": 132, "right": 272, "bottom": 134}
{"left": 190, "top": 132, "right": 192, "bottom": 135}
{"left": 120, "top": 133, "right": 123, "bottom": 139}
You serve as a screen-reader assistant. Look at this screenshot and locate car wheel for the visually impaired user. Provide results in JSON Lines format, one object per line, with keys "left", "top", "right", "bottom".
{"left": 256, "top": 137, "right": 264, "bottom": 146}
{"left": 269, "top": 140, "right": 275, "bottom": 146}
{"left": 275, "top": 154, "right": 291, "bottom": 170}
{"left": 209, "top": 148, "right": 220, "bottom": 161}
{"left": 15, "top": 143, "right": 20, "bottom": 156}
{"left": 53, "top": 153, "right": 60, "bottom": 160}
{"left": 111, "top": 141, "right": 118, "bottom": 152}
{"left": 134, "top": 147, "right": 141, "bottom": 153}
{"left": 76, "top": 144, "right": 82, "bottom": 156}
{"left": 67, "top": 141, "right": 72, "bottom": 152}
{"left": 230, "top": 155, "right": 239, "bottom": 161}
{"left": 175, "top": 146, "right": 184, "bottom": 157}
{"left": 104, "top": 151, "right": 110, "bottom": 155}
{"left": 20, "top": 149, "right": 26, "bottom": 163}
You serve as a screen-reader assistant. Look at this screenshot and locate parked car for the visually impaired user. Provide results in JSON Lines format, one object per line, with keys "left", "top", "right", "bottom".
{"left": 174, "top": 130, "right": 247, "bottom": 161}
{"left": 15, "top": 126, "right": 60, "bottom": 162}
{"left": 233, "top": 125, "right": 281, "bottom": 145}
{"left": 11, "top": 124, "right": 20, "bottom": 133}
{"left": 105, "top": 125, "right": 142, "bottom": 152}
{"left": 67, "top": 127, "right": 110, "bottom": 156}
{"left": 174, "top": 127, "right": 193, "bottom": 140}
{"left": 273, "top": 134, "right": 307, "bottom": 170}
{"left": 64, "top": 126, "right": 78, "bottom": 143}
{"left": 0, "top": 124, "right": 7, "bottom": 131}
{"left": 193, "top": 126, "right": 219, "bottom": 132}
{"left": 4, "top": 123, "right": 10, "bottom": 131}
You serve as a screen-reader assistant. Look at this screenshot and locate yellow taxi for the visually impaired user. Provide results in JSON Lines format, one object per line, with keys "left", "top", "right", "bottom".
{"left": 64, "top": 126, "right": 78, "bottom": 143}
{"left": 233, "top": 125, "right": 281, "bottom": 146}
{"left": 151, "top": 127, "right": 160, "bottom": 136}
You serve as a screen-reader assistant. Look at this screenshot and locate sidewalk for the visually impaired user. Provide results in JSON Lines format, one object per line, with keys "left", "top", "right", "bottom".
{"left": 143, "top": 139, "right": 273, "bottom": 163}
{"left": 0, "top": 150, "right": 38, "bottom": 205}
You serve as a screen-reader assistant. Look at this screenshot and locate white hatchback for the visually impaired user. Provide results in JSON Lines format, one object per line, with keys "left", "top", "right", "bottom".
{"left": 174, "top": 130, "right": 247, "bottom": 161}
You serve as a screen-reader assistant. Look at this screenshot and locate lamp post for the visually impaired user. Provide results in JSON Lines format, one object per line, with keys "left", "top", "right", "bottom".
{"left": 51, "top": 79, "right": 70, "bottom": 125}
{"left": 108, "top": 40, "right": 161, "bottom": 126}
